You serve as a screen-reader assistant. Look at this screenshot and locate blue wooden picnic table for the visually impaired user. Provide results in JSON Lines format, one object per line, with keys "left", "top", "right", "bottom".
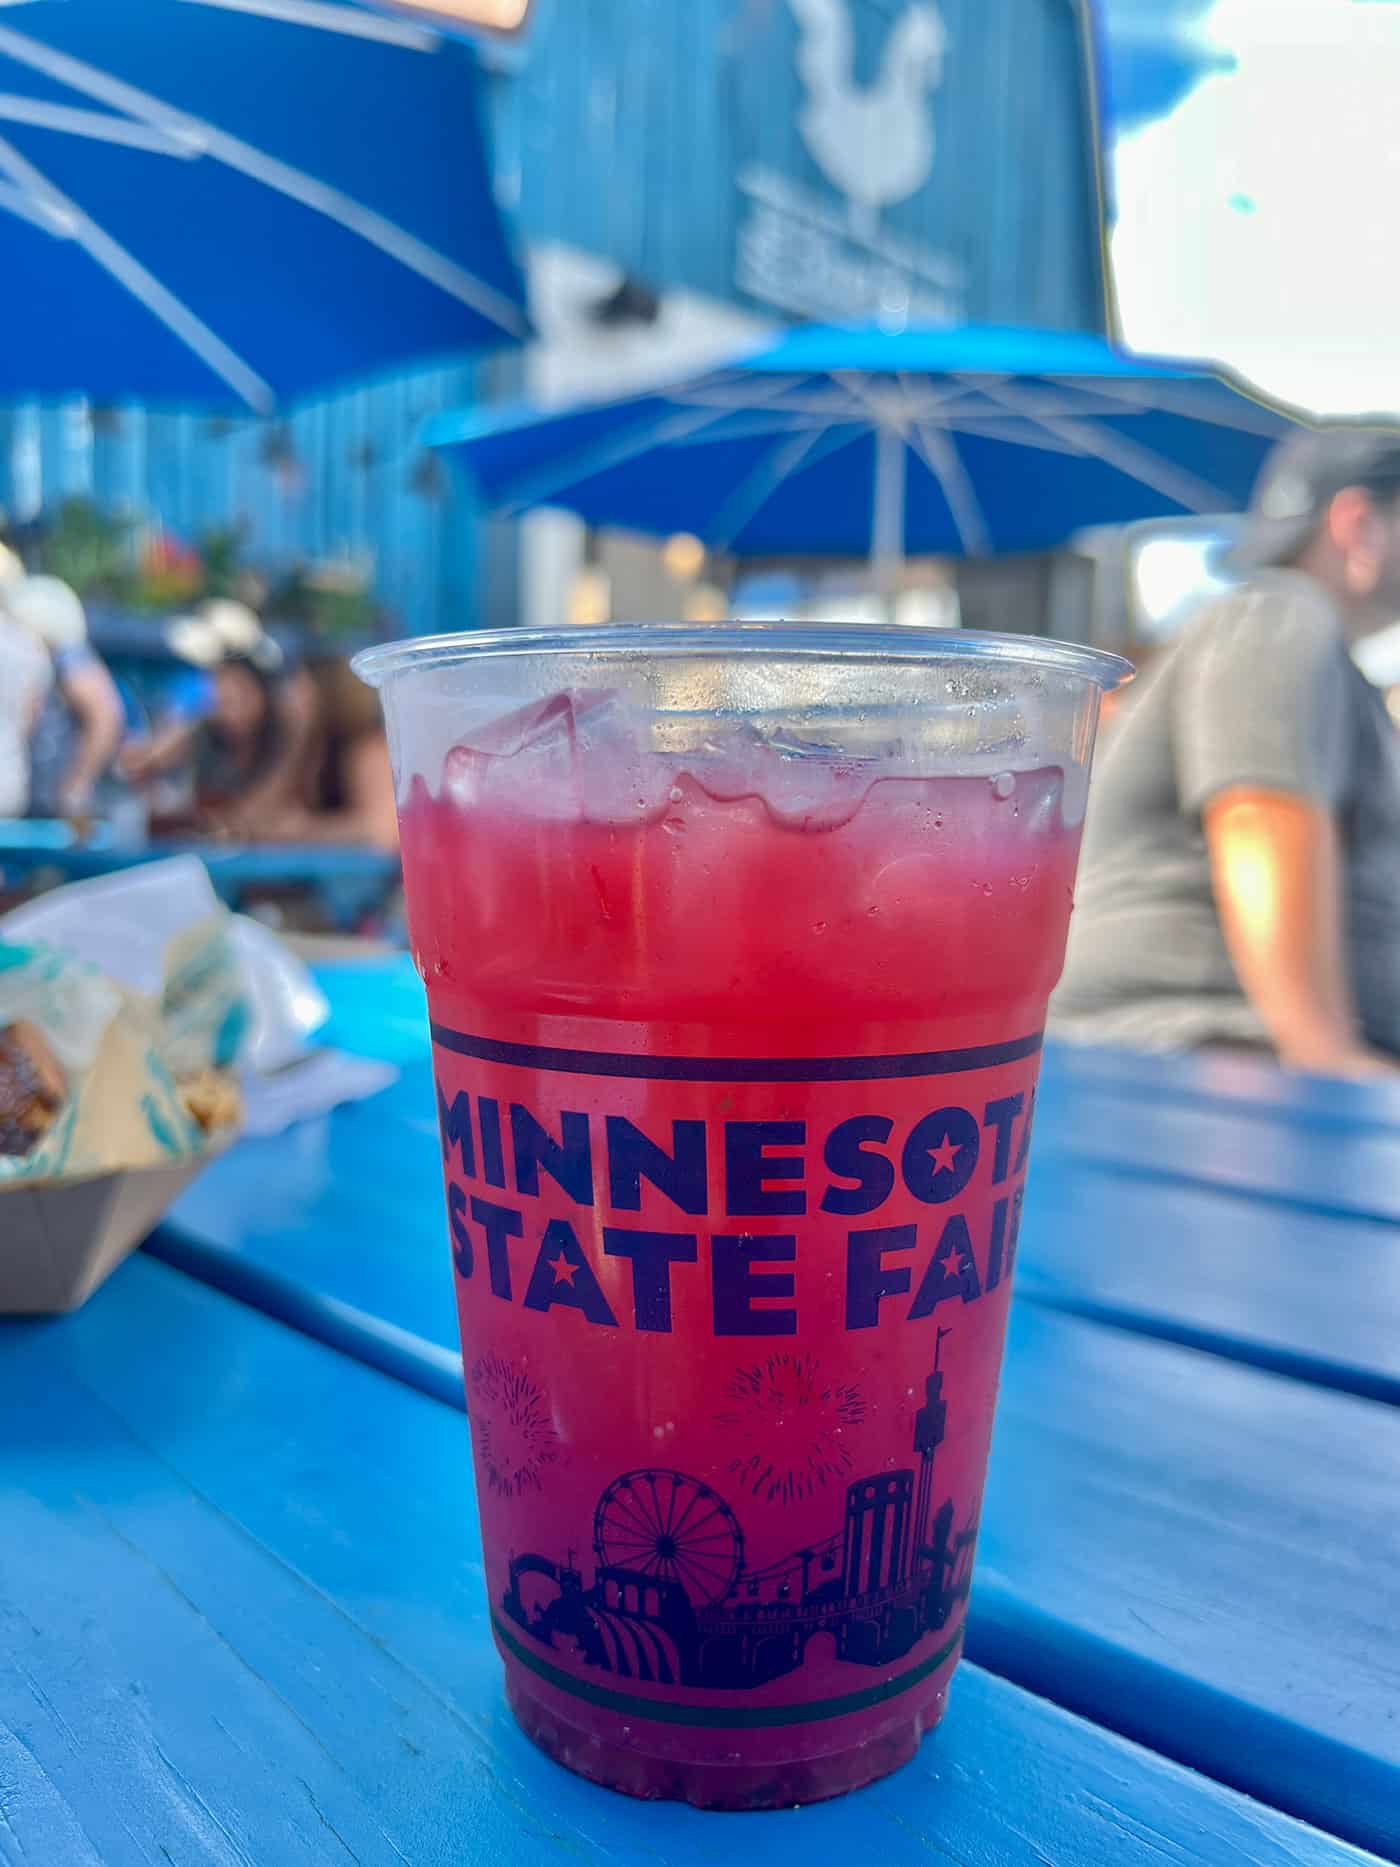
{"left": 0, "top": 820, "right": 399, "bottom": 931}
{"left": 9, "top": 952, "right": 1400, "bottom": 1862}
{"left": 2, "top": 1256, "right": 1388, "bottom": 1867}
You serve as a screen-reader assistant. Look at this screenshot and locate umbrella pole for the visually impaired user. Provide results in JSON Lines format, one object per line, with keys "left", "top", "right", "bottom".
{"left": 871, "top": 423, "right": 906, "bottom": 621}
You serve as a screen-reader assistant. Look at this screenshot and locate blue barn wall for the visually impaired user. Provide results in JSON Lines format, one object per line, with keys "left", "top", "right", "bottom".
{"left": 0, "top": 0, "right": 1106, "bottom": 636}
{"left": 496, "top": 0, "right": 1107, "bottom": 332}
{"left": 0, "top": 363, "right": 485, "bottom": 637}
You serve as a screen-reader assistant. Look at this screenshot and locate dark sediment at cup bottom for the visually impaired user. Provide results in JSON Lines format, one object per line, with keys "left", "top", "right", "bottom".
{"left": 505, "top": 1670, "right": 950, "bottom": 1810}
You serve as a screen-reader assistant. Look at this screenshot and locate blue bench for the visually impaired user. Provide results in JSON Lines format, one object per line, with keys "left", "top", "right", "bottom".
{"left": 0, "top": 823, "right": 399, "bottom": 930}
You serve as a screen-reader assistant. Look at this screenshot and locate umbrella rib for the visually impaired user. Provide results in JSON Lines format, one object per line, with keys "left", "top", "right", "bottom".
{"left": 0, "top": 131, "right": 275, "bottom": 410}
{"left": 906, "top": 420, "right": 991, "bottom": 556}
{"left": 0, "top": 175, "right": 68, "bottom": 233}
{"left": 0, "top": 96, "right": 197, "bottom": 155}
{"left": 1045, "top": 415, "right": 1233, "bottom": 513}
{"left": 934, "top": 372, "right": 1283, "bottom": 436}
{"left": 926, "top": 414, "right": 1089, "bottom": 456}
{"left": 667, "top": 375, "right": 865, "bottom": 424}
{"left": 1050, "top": 373, "right": 1290, "bottom": 438}
{"left": 808, "top": 368, "right": 994, "bottom": 554}
{"left": 174, "top": 0, "right": 439, "bottom": 51}
{"left": 667, "top": 410, "right": 834, "bottom": 444}
{"left": 705, "top": 423, "right": 840, "bottom": 550}
{"left": 825, "top": 368, "right": 985, "bottom": 554}
{"left": 0, "top": 23, "right": 529, "bottom": 338}
{"left": 493, "top": 401, "right": 745, "bottom": 516}
{"left": 973, "top": 378, "right": 1234, "bottom": 514}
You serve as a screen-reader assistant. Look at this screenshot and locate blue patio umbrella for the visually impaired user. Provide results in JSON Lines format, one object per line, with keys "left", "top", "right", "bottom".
{"left": 428, "top": 325, "right": 1299, "bottom": 589}
{"left": 0, "top": 0, "right": 528, "bottom": 410}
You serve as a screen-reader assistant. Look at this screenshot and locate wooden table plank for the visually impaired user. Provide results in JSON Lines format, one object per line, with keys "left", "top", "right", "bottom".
{"left": 973, "top": 1306, "right": 1400, "bottom": 1860}
{"left": 151, "top": 960, "right": 1400, "bottom": 1852}
{"left": 1046, "top": 1041, "right": 1400, "bottom": 1140}
{"left": 154, "top": 1059, "right": 459, "bottom": 1399}
{"left": 1035, "top": 1076, "right": 1400, "bottom": 1225}
{"left": 6, "top": 1257, "right": 1377, "bottom": 1867}
{"left": 1016, "top": 1159, "right": 1400, "bottom": 1406}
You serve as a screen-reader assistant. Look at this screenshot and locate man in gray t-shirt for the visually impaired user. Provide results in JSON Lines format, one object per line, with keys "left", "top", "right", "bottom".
{"left": 1053, "top": 425, "right": 1400, "bottom": 1078}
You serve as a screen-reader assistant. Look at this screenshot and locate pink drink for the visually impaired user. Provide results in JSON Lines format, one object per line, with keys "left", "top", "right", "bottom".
{"left": 363, "top": 630, "right": 1123, "bottom": 1808}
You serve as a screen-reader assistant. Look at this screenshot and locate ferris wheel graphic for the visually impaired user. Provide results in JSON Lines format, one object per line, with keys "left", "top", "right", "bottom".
{"left": 593, "top": 1470, "right": 745, "bottom": 1607}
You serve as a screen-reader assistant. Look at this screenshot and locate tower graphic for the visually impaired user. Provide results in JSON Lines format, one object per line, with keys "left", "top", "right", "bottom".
{"left": 502, "top": 1359, "right": 977, "bottom": 1690}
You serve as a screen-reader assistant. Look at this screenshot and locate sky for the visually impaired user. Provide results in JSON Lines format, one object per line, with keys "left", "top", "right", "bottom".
{"left": 1108, "top": 0, "right": 1400, "bottom": 415}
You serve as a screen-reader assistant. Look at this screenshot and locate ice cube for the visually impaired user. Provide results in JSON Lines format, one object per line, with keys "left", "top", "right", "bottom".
{"left": 682, "top": 720, "right": 771, "bottom": 805}
{"left": 438, "top": 690, "right": 593, "bottom": 814}
{"left": 440, "top": 689, "right": 670, "bottom": 823}
{"left": 673, "top": 723, "right": 875, "bottom": 830}
{"left": 759, "top": 732, "right": 878, "bottom": 831}
{"left": 572, "top": 691, "right": 674, "bottom": 823}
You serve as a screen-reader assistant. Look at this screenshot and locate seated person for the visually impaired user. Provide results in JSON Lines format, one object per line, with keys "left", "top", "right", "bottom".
{"left": 126, "top": 607, "right": 290, "bottom": 834}
{"left": 191, "top": 655, "right": 288, "bottom": 832}
{"left": 259, "top": 655, "right": 399, "bottom": 854}
{"left": 1053, "top": 427, "right": 1400, "bottom": 1078}
{"left": 125, "top": 602, "right": 307, "bottom": 832}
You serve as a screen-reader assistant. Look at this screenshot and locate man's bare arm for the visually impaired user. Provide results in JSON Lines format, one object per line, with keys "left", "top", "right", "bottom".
{"left": 1204, "top": 785, "right": 1393, "bottom": 1076}
{"left": 58, "top": 660, "right": 124, "bottom": 813}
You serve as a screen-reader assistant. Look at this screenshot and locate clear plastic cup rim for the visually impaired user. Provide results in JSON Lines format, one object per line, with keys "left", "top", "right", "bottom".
{"left": 353, "top": 623, "right": 1132, "bottom": 692}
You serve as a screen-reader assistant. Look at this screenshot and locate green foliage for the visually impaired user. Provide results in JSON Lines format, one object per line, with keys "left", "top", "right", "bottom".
{"left": 30, "top": 498, "right": 132, "bottom": 598}
{"left": 21, "top": 500, "right": 378, "bottom": 641}
{"left": 265, "top": 559, "right": 377, "bottom": 641}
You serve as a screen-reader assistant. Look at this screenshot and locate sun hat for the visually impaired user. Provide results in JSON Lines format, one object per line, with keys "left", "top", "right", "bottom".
{"left": 166, "top": 599, "right": 283, "bottom": 673}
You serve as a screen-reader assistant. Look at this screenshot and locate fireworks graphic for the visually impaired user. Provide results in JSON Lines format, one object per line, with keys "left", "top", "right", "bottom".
{"left": 469, "top": 1354, "right": 561, "bottom": 1498}
{"left": 714, "top": 1352, "right": 866, "bottom": 1505}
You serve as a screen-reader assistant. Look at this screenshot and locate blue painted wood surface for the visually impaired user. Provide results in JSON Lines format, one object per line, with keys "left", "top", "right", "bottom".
{"left": 152, "top": 1000, "right": 1400, "bottom": 1855}
{"left": 0, "top": 361, "right": 485, "bottom": 640}
{"left": 1, "top": 1254, "right": 1387, "bottom": 1867}
{"left": 1034, "top": 1073, "right": 1400, "bottom": 1225}
{"left": 154, "top": 1136, "right": 1400, "bottom": 1856}
{"left": 1017, "top": 1161, "right": 1400, "bottom": 1407}
{"left": 972, "top": 1308, "right": 1400, "bottom": 1861}
{"left": 1048, "top": 1041, "right": 1400, "bottom": 1139}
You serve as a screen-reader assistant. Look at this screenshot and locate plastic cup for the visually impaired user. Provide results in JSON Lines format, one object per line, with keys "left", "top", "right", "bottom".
{"left": 356, "top": 623, "right": 1128, "bottom": 1809}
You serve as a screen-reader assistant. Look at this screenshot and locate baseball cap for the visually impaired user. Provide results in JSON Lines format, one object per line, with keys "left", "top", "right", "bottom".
{"left": 1232, "top": 423, "right": 1400, "bottom": 570}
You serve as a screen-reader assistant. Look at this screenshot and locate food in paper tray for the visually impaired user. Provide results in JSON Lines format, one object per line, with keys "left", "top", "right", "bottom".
{"left": 0, "top": 919, "right": 246, "bottom": 1313}
{"left": 177, "top": 1066, "right": 242, "bottom": 1136}
{"left": 0, "top": 1020, "right": 67, "bottom": 1158}
{"left": 0, "top": 913, "right": 246, "bottom": 1187}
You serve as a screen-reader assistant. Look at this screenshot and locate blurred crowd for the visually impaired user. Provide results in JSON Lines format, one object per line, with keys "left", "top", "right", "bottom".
{"left": 0, "top": 543, "right": 396, "bottom": 857}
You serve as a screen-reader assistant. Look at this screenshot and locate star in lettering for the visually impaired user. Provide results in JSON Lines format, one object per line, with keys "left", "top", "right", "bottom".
{"left": 927, "top": 1135, "right": 962, "bottom": 1175}
{"left": 548, "top": 1252, "right": 579, "bottom": 1287}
